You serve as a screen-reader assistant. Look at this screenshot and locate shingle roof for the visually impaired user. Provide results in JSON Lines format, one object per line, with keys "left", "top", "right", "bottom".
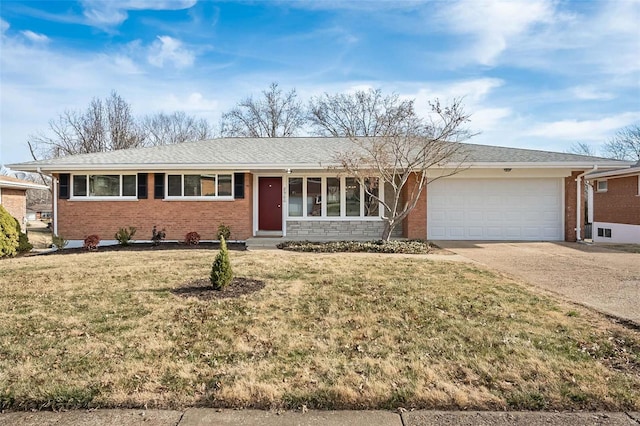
{"left": 0, "top": 175, "right": 48, "bottom": 190}
{"left": 9, "top": 137, "right": 631, "bottom": 171}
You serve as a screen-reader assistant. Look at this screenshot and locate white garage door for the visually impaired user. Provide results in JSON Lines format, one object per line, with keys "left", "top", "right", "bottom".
{"left": 427, "top": 178, "right": 563, "bottom": 241}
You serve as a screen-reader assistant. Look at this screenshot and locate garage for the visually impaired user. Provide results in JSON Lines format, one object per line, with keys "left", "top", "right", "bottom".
{"left": 427, "top": 178, "right": 563, "bottom": 241}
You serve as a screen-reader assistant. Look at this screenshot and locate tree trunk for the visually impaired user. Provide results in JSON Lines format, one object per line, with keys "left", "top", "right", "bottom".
{"left": 382, "top": 220, "right": 395, "bottom": 241}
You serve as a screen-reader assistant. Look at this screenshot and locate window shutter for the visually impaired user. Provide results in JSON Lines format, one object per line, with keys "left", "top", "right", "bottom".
{"left": 59, "top": 174, "right": 70, "bottom": 199}
{"left": 137, "top": 173, "right": 148, "bottom": 199}
{"left": 234, "top": 173, "right": 245, "bottom": 199}
{"left": 154, "top": 173, "right": 165, "bottom": 199}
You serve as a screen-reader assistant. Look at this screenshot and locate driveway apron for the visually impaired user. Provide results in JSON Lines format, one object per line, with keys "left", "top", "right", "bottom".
{"left": 435, "top": 242, "right": 640, "bottom": 325}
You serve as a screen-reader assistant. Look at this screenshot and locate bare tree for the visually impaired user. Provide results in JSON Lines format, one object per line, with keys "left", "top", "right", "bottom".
{"left": 567, "top": 142, "right": 597, "bottom": 157}
{"left": 220, "top": 82, "right": 305, "bottom": 137}
{"left": 309, "top": 88, "right": 415, "bottom": 137}
{"left": 28, "top": 91, "right": 145, "bottom": 159}
{"left": 334, "top": 95, "right": 473, "bottom": 240}
{"left": 140, "top": 111, "right": 214, "bottom": 146}
{"left": 602, "top": 124, "right": 640, "bottom": 161}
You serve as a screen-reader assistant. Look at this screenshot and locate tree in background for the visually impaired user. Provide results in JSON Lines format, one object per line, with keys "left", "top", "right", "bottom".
{"left": 567, "top": 142, "right": 597, "bottom": 157}
{"left": 602, "top": 124, "right": 640, "bottom": 162}
{"left": 219, "top": 82, "right": 305, "bottom": 137}
{"left": 140, "top": 111, "right": 214, "bottom": 146}
{"left": 308, "top": 89, "right": 415, "bottom": 137}
{"left": 28, "top": 91, "right": 215, "bottom": 159}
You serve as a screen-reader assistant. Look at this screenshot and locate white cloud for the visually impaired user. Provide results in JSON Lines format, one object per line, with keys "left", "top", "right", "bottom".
{"left": 526, "top": 112, "right": 640, "bottom": 141}
{"left": 147, "top": 35, "right": 195, "bottom": 69}
{"left": 21, "top": 30, "right": 49, "bottom": 43}
{"left": 570, "top": 85, "right": 614, "bottom": 101}
{"left": 1, "top": 18, "right": 9, "bottom": 34}
{"left": 439, "top": 0, "right": 555, "bottom": 66}
{"left": 79, "top": 0, "right": 197, "bottom": 28}
{"left": 152, "top": 92, "right": 220, "bottom": 115}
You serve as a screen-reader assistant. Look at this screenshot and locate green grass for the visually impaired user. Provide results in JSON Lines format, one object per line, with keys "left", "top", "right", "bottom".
{"left": 0, "top": 249, "right": 638, "bottom": 411}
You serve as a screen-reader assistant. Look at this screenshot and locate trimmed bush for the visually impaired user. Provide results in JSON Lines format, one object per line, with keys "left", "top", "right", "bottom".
{"left": 151, "top": 226, "right": 166, "bottom": 246}
{"left": 0, "top": 206, "right": 19, "bottom": 257}
{"left": 115, "top": 226, "right": 136, "bottom": 246}
{"left": 83, "top": 234, "right": 100, "bottom": 251}
{"left": 184, "top": 231, "right": 201, "bottom": 246}
{"left": 13, "top": 218, "right": 33, "bottom": 254}
{"left": 52, "top": 234, "right": 68, "bottom": 249}
{"left": 210, "top": 235, "right": 233, "bottom": 290}
{"left": 216, "top": 223, "right": 231, "bottom": 241}
{"left": 277, "top": 240, "right": 435, "bottom": 254}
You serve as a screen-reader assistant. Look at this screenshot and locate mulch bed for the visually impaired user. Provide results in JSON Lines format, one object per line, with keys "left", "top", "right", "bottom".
{"left": 172, "top": 277, "right": 265, "bottom": 300}
{"left": 34, "top": 241, "right": 246, "bottom": 256}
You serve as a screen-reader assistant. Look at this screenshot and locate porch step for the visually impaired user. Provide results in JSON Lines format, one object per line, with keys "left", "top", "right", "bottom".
{"left": 245, "top": 237, "right": 285, "bottom": 250}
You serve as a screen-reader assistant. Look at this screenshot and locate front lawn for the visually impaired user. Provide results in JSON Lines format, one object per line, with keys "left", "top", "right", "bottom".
{"left": 0, "top": 249, "right": 638, "bottom": 411}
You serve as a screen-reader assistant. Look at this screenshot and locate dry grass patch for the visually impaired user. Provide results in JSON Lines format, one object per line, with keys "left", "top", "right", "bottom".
{"left": 0, "top": 250, "right": 638, "bottom": 411}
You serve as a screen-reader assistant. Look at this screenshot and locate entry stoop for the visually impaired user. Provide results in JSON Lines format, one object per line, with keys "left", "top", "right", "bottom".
{"left": 245, "top": 237, "right": 284, "bottom": 250}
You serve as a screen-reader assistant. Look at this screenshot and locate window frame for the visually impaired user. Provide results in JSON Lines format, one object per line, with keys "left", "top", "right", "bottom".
{"left": 596, "top": 180, "right": 608, "bottom": 192}
{"left": 70, "top": 173, "right": 138, "bottom": 200}
{"left": 164, "top": 172, "right": 234, "bottom": 200}
{"left": 286, "top": 175, "right": 384, "bottom": 220}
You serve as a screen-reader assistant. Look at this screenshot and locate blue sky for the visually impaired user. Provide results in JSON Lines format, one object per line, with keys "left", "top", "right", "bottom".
{"left": 1, "top": 0, "right": 639, "bottom": 165}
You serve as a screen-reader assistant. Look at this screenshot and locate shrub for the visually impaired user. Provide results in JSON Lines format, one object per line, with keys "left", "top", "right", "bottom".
{"left": 277, "top": 240, "right": 435, "bottom": 254}
{"left": 83, "top": 234, "right": 100, "bottom": 251}
{"left": 115, "top": 226, "right": 137, "bottom": 246}
{"left": 0, "top": 206, "right": 19, "bottom": 258}
{"left": 216, "top": 223, "right": 231, "bottom": 241}
{"left": 210, "top": 235, "right": 233, "bottom": 290}
{"left": 151, "top": 226, "right": 166, "bottom": 246}
{"left": 52, "top": 234, "right": 68, "bottom": 250}
{"left": 184, "top": 231, "right": 201, "bottom": 246}
{"left": 13, "top": 218, "right": 33, "bottom": 254}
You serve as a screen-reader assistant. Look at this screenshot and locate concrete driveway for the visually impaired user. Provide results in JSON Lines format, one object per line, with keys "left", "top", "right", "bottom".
{"left": 435, "top": 241, "right": 640, "bottom": 325}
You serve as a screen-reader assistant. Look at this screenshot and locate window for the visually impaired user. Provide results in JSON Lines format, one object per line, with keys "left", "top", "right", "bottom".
{"left": 286, "top": 176, "right": 382, "bottom": 219}
{"left": 597, "top": 180, "right": 608, "bottom": 192}
{"left": 166, "top": 173, "right": 233, "bottom": 198}
{"left": 597, "top": 227, "right": 612, "bottom": 238}
{"left": 72, "top": 174, "right": 136, "bottom": 198}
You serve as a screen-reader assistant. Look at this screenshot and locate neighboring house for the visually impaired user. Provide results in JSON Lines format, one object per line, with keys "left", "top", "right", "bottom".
{"left": 0, "top": 176, "right": 49, "bottom": 227}
{"left": 9, "top": 137, "right": 629, "bottom": 247}
{"left": 586, "top": 161, "right": 640, "bottom": 244}
{"left": 27, "top": 203, "right": 53, "bottom": 220}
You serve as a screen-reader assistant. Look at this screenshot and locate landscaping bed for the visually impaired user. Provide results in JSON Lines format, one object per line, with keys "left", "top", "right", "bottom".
{"left": 276, "top": 240, "right": 440, "bottom": 254}
{"left": 40, "top": 241, "right": 247, "bottom": 255}
{"left": 0, "top": 250, "right": 638, "bottom": 411}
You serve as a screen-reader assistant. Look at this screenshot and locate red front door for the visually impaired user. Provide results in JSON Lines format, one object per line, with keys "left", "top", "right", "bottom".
{"left": 258, "top": 177, "right": 282, "bottom": 231}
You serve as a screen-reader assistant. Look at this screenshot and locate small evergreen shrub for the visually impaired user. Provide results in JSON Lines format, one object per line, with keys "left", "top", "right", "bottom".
{"left": 210, "top": 235, "right": 233, "bottom": 290}
{"left": 0, "top": 206, "right": 19, "bottom": 258}
{"left": 115, "top": 226, "right": 137, "bottom": 246}
{"left": 184, "top": 231, "right": 201, "bottom": 246}
{"left": 83, "top": 234, "right": 100, "bottom": 251}
{"left": 216, "top": 223, "right": 231, "bottom": 241}
{"left": 151, "top": 226, "right": 166, "bottom": 246}
{"left": 13, "top": 218, "right": 33, "bottom": 254}
{"left": 52, "top": 234, "right": 68, "bottom": 249}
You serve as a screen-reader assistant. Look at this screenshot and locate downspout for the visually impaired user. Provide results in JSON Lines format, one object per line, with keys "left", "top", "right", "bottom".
{"left": 53, "top": 176, "right": 58, "bottom": 237}
{"left": 575, "top": 166, "right": 597, "bottom": 241}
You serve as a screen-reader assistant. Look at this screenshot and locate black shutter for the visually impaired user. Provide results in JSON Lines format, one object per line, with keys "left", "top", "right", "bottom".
{"left": 137, "top": 173, "right": 148, "bottom": 199}
{"left": 59, "top": 174, "right": 70, "bottom": 199}
{"left": 154, "top": 173, "right": 165, "bottom": 199}
{"left": 234, "top": 173, "right": 245, "bottom": 199}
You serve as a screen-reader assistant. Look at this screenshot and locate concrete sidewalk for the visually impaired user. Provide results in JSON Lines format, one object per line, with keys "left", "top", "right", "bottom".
{"left": 1, "top": 409, "right": 639, "bottom": 425}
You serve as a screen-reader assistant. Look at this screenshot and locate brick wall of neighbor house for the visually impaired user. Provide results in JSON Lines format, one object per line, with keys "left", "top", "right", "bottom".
{"left": 286, "top": 220, "right": 402, "bottom": 239}
{"left": 402, "top": 173, "right": 428, "bottom": 239}
{"left": 594, "top": 175, "right": 640, "bottom": 225}
{"left": 55, "top": 173, "right": 253, "bottom": 241}
{"left": 564, "top": 171, "right": 585, "bottom": 242}
{"left": 0, "top": 188, "right": 27, "bottom": 225}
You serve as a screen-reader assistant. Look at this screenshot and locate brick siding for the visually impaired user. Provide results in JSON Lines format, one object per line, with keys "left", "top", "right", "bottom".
{"left": 55, "top": 173, "right": 253, "bottom": 241}
{"left": 402, "top": 173, "right": 428, "bottom": 240}
{"left": 0, "top": 188, "right": 27, "bottom": 226}
{"left": 564, "top": 171, "right": 586, "bottom": 242}
{"left": 593, "top": 175, "right": 640, "bottom": 226}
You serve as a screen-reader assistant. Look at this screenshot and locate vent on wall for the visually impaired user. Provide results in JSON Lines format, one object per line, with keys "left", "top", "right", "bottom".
{"left": 597, "top": 228, "right": 612, "bottom": 238}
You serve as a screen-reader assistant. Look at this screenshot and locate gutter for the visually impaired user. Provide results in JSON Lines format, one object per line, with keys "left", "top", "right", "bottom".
{"left": 575, "top": 166, "right": 597, "bottom": 241}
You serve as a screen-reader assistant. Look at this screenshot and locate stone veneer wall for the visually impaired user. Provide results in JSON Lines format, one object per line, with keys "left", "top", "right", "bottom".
{"left": 286, "top": 220, "right": 402, "bottom": 240}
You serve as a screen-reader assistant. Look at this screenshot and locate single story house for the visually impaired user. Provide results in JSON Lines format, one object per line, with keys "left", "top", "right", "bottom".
{"left": 27, "top": 203, "right": 53, "bottom": 221}
{"left": 586, "top": 161, "right": 640, "bottom": 244}
{"left": 0, "top": 175, "right": 49, "bottom": 227}
{"left": 9, "top": 137, "right": 630, "bottom": 247}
